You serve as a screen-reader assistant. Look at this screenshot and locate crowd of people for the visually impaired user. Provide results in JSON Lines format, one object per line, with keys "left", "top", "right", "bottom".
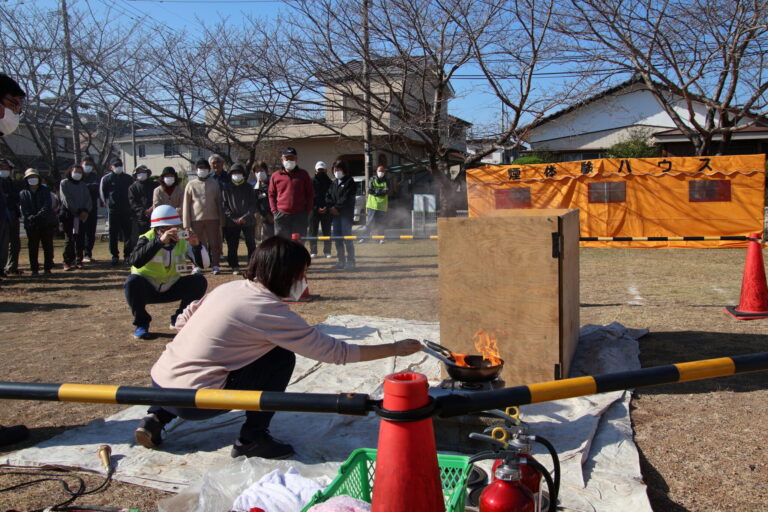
{"left": 0, "top": 146, "right": 394, "bottom": 280}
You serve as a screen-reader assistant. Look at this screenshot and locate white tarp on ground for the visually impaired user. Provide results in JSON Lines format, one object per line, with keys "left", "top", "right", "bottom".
{"left": 3, "top": 316, "right": 652, "bottom": 512}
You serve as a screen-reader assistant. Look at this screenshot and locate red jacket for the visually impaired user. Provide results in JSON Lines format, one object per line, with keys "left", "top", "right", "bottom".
{"left": 268, "top": 167, "right": 314, "bottom": 214}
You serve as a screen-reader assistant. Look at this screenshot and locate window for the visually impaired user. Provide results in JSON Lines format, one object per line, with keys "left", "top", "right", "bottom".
{"left": 588, "top": 182, "right": 626, "bottom": 203}
{"left": 495, "top": 187, "right": 531, "bottom": 209}
{"left": 55, "top": 136, "right": 73, "bottom": 153}
{"left": 138, "top": 144, "right": 146, "bottom": 158}
{"left": 689, "top": 180, "right": 731, "bottom": 202}
{"left": 342, "top": 94, "right": 365, "bottom": 122}
{"left": 164, "top": 141, "right": 179, "bottom": 157}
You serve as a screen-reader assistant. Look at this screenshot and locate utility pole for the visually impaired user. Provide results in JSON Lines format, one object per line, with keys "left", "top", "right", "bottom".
{"left": 131, "top": 109, "right": 137, "bottom": 168}
{"left": 61, "top": 0, "right": 82, "bottom": 164}
{"left": 362, "top": 0, "right": 373, "bottom": 183}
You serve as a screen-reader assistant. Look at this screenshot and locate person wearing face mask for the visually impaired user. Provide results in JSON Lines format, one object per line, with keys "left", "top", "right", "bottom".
{"left": 308, "top": 161, "right": 333, "bottom": 258}
{"left": 222, "top": 164, "right": 258, "bottom": 274}
{"left": 100, "top": 158, "right": 135, "bottom": 265}
{"left": 268, "top": 147, "right": 313, "bottom": 240}
{"left": 59, "top": 165, "right": 93, "bottom": 270}
{"left": 154, "top": 166, "right": 184, "bottom": 215}
{"left": 252, "top": 160, "right": 274, "bottom": 242}
{"left": 19, "top": 168, "right": 57, "bottom": 275}
{"left": 360, "top": 165, "right": 391, "bottom": 244}
{"left": 183, "top": 158, "right": 224, "bottom": 274}
{"left": 80, "top": 156, "right": 101, "bottom": 263}
{"left": 128, "top": 165, "right": 159, "bottom": 254}
{"left": 0, "top": 73, "right": 25, "bottom": 138}
{"left": 325, "top": 160, "right": 357, "bottom": 269}
{"left": 134, "top": 236, "right": 422, "bottom": 459}
{"left": 0, "top": 157, "right": 22, "bottom": 277}
{"left": 124, "top": 205, "right": 209, "bottom": 340}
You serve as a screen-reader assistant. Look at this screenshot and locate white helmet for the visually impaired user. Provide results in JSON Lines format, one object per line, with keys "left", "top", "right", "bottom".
{"left": 150, "top": 205, "right": 182, "bottom": 228}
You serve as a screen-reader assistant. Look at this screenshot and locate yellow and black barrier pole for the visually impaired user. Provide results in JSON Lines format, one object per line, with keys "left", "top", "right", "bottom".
{"left": 0, "top": 352, "right": 766, "bottom": 420}
{"left": 301, "top": 235, "right": 756, "bottom": 242}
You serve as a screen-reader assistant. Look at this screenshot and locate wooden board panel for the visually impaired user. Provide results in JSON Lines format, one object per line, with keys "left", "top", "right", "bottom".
{"left": 438, "top": 215, "right": 562, "bottom": 387}
{"left": 558, "top": 210, "right": 580, "bottom": 379}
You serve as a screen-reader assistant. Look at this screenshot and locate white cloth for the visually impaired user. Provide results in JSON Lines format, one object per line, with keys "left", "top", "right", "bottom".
{"left": 307, "top": 496, "right": 371, "bottom": 512}
{"left": 232, "top": 467, "right": 324, "bottom": 512}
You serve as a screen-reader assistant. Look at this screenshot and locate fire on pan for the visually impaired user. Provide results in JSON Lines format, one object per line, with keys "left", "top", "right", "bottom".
{"left": 422, "top": 330, "right": 504, "bottom": 383}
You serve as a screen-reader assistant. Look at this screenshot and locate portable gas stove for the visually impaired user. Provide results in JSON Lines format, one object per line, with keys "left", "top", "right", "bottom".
{"left": 430, "top": 377, "right": 507, "bottom": 453}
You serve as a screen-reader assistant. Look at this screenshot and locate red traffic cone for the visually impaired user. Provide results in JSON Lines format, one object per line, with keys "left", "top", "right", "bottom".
{"left": 371, "top": 372, "right": 445, "bottom": 512}
{"left": 284, "top": 233, "right": 317, "bottom": 303}
{"left": 724, "top": 233, "right": 768, "bottom": 320}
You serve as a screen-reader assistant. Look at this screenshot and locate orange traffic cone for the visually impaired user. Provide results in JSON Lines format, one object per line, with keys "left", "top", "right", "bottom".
{"left": 724, "top": 233, "right": 768, "bottom": 320}
{"left": 284, "top": 233, "right": 317, "bottom": 303}
{"left": 371, "top": 372, "right": 444, "bottom": 512}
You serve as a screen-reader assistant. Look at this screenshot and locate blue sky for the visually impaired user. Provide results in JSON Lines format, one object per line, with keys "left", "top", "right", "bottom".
{"left": 23, "top": 0, "right": 530, "bottom": 132}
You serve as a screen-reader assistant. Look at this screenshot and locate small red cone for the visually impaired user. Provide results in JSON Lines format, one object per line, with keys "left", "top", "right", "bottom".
{"left": 724, "top": 233, "right": 768, "bottom": 320}
{"left": 371, "top": 372, "right": 445, "bottom": 512}
{"left": 285, "top": 233, "right": 317, "bottom": 303}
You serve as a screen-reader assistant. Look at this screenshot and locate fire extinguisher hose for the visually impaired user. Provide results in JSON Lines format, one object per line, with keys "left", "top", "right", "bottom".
{"left": 532, "top": 435, "right": 560, "bottom": 506}
{"left": 526, "top": 456, "right": 557, "bottom": 512}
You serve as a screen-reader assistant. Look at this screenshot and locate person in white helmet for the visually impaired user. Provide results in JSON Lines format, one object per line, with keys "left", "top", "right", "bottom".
{"left": 124, "top": 204, "right": 209, "bottom": 340}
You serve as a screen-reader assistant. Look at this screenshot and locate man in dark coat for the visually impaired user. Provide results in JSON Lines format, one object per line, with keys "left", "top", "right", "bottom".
{"left": 100, "top": 158, "right": 135, "bottom": 264}
{"left": 128, "top": 165, "right": 159, "bottom": 250}
{"left": 221, "top": 164, "right": 258, "bottom": 273}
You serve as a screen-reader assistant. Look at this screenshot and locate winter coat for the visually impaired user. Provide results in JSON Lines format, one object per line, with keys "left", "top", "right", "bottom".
{"left": 312, "top": 172, "right": 332, "bottom": 211}
{"left": 182, "top": 177, "right": 224, "bottom": 227}
{"left": 222, "top": 180, "right": 258, "bottom": 227}
{"left": 82, "top": 171, "right": 100, "bottom": 211}
{"left": 100, "top": 172, "right": 134, "bottom": 213}
{"left": 268, "top": 167, "right": 313, "bottom": 214}
{"left": 20, "top": 185, "right": 58, "bottom": 231}
{"left": 59, "top": 178, "right": 93, "bottom": 216}
{"left": 153, "top": 184, "right": 184, "bottom": 214}
{"left": 0, "top": 177, "right": 21, "bottom": 220}
{"left": 326, "top": 175, "right": 356, "bottom": 218}
{"left": 129, "top": 179, "right": 159, "bottom": 222}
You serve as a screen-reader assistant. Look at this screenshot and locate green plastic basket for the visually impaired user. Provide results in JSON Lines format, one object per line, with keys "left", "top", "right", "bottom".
{"left": 301, "top": 448, "right": 471, "bottom": 512}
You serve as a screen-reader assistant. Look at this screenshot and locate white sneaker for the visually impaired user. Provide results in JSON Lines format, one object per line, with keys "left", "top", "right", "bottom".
{"left": 310, "top": 253, "right": 317, "bottom": 258}
{"left": 379, "top": 239, "right": 385, "bottom": 244}
{"left": 325, "top": 254, "right": 332, "bottom": 258}
{"left": 191, "top": 267, "right": 202, "bottom": 275}
{"left": 212, "top": 266, "right": 221, "bottom": 275}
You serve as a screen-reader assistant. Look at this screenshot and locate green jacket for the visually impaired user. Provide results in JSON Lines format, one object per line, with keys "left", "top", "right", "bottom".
{"left": 366, "top": 176, "right": 389, "bottom": 212}
{"left": 130, "top": 229, "right": 190, "bottom": 291}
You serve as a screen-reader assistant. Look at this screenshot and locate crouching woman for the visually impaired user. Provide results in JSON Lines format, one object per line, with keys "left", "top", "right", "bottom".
{"left": 134, "top": 236, "right": 421, "bottom": 459}
{"left": 124, "top": 204, "right": 208, "bottom": 339}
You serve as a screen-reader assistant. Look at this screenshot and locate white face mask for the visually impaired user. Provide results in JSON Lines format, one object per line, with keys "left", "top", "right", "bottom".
{"left": 136, "top": 173, "right": 147, "bottom": 182}
{"left": 71, "top": 172, "right": 83, "bottom": 181}
{"left": 231, "top": 174, "right": 244, "bottom": 184}
{"left": 257, "top": 171, "right": 267, "bottom": 181}
{"left": 0, "top": 170, "right": 10, "bottom": 179}
{"left": 27, "top": 177, "right": 39, "bottom": 186}
{"left": 83, "top": 165, "right": 93, "bottom": 173}
{"left": 283, "top": 160, "right": 296, "bottom": 171}
{"left": 113, "top": 166, "right": 123, "bottom": 174}
{"left": 377, "top": 171, "right": 385, "bottom": 179}
{"left": 334, "top": 171, "right": 344, "bottom": 180}
{"left": 163, "top": 176, "right": 176, "bottom": 186}
{"left": 287, "top": 278, "right": 308, "bottom": 301}
{"left": 196, "top": 169, "right": 209, "bottom": 179}
{"left": 0, "top": 109, "right": 20, "bottom": 136}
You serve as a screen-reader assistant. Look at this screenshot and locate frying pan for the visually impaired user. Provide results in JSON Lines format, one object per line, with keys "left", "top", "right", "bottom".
{"left": 422, "top": 340, "right": 504, "bottom": 383}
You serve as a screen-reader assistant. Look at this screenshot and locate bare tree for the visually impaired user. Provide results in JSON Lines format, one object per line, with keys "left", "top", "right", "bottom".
{"left": 561, "top": 0, "right": 768, "bottom": 155}
{"left": 286, "top": 0, "right": 572, "bottom": 215}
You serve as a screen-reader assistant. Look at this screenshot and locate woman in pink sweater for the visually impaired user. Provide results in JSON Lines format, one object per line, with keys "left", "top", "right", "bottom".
{"left": 134, "top": 236, "right": 421, "bottom": 459}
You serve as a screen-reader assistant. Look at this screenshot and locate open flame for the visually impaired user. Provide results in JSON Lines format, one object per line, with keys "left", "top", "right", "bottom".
{"left": 473, "top": 328, "right": 502, "bottom": 366}
{"left": 450, "top": 329, "right": 503, "bottom": 367}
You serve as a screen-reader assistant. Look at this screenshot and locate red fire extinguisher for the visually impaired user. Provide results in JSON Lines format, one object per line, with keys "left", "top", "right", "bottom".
{"left": 479, "top": 457, "right": 536, "bottom": 512}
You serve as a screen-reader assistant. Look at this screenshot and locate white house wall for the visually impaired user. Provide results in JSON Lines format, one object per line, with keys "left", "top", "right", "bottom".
{"left": 528, "top": 84, "right": 709, "bottom": 150}
{"left": 117, "top": 141, "right": 212, "bottom": 174}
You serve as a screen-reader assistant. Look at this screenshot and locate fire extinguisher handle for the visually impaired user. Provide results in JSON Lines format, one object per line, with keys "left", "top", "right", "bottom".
{"left": 469, "top": 432, "right": 507, "bottom": 449}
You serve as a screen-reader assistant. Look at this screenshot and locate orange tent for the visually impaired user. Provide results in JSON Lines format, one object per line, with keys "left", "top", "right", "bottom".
{"left": 466, "top": 154, "right": 766, "bottom": 248}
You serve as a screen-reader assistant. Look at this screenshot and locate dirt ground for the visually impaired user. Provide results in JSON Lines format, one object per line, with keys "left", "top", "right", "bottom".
{"left": 0, "top": 238, "right": 766, "bottom": 511}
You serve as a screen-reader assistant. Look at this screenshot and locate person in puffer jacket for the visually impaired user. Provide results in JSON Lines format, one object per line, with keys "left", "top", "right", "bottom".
{"left": 221, "top": 163, "right": 258, "bottom": 273}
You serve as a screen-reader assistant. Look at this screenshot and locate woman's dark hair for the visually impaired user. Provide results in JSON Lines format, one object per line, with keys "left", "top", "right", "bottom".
{"left": 332, "top": 160, "right": 346, "bottom": 173}
{"left": 0, "top": 74, "right": 25, "bottom": 98}
{"left": 65, "top": 165, "right": 83, "bottom": 179}
{"left": 245, "top": 236, "right": 311, "bottom": 297}
{"left": 252, "top": 160, "right": 269, "bottom": 173}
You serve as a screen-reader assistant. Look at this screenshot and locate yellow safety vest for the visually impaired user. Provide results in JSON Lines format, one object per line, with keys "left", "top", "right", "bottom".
{"left": 130, "top": 229, "right": 188, "bottom": 290}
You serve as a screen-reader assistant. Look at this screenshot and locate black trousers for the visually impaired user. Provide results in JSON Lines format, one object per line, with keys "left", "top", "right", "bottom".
{"left": 61, "top": 214, "right": 86, "bottom": 266}
{"left": 26, "top": 225, "right": 55, "bottom": 272}
{"left": 131, "top": 219, "right": 151, "bottom": 253}
{"left": 83, "top": 206, "right": 98, "bottom": 258}
{"left": 223, "top": 224, "right": 256, "bottom": 268}
{"left": 274, "top": 211, "right": 308, "bottom": 240}
{"left": 124, "top": 273, "right": 207, "bottom": 327}
{"left": 308, "top": 210, "right": 332, "bottom": 256}
{"left": 148, "top": 346, "right": 296, "bottom": 442}
{"left": 108, "top": 211, "right": 133, "bottom": 259}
